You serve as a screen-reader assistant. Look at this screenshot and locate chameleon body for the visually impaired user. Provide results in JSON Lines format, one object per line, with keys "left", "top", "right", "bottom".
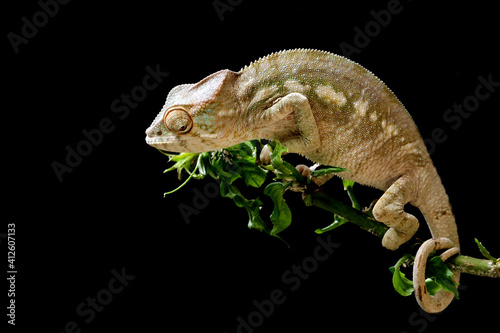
{"left": 145, "top": 49, "right": 460, "bottom": 312}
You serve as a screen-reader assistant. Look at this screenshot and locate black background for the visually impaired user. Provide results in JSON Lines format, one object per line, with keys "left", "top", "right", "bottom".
{"left": 4, "top": 0, "right": 499, "bottom": 332}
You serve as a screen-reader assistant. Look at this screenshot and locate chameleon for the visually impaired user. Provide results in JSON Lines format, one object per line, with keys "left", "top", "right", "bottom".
{"left": 145, "top": 49, "right": 460, "bottom": 313}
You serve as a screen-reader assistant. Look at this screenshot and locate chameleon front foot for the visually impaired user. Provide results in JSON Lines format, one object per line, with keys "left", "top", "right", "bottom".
{"left": 295, "top": 164, "right": 336, "bottom": 186}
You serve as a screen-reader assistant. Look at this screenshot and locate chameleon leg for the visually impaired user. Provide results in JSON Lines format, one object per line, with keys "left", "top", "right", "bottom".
{"left": 373, "top": 175, "right": 420, "bottom": 250}
{"left": 263, "top": 93, "right": 321, "bottom": 153}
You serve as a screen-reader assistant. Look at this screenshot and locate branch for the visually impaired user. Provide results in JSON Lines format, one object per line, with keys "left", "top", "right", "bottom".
{"left": 303, "top": 189, "right": 500, "bottom": 278}
{"left": 303, "top": 189, "right": 388, "bottom": 238}
{"left": 448, "top": 255, "right": 500, "bottom": 278}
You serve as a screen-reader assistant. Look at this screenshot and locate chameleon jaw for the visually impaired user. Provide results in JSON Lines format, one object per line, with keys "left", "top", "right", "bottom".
{"left": 145, "top": 135, "right": 184, "bottom": 151}
{"left": 145, "top": 131, "right": 224, "bottom": 153}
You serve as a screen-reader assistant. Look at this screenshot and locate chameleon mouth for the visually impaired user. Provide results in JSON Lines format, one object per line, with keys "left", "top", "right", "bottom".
{"left": 145, "top": 135, "right": 176, "bottom": 147}
{"left": 145, "top": 133, "right": 193, "bottom": 153}
{"left": 145, "top": 124, "right": 176, "bottom": 144}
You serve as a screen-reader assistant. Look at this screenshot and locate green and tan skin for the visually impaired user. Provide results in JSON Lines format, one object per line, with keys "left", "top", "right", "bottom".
{"left": 146, "top": 49, "right": 460, "bottom": 313}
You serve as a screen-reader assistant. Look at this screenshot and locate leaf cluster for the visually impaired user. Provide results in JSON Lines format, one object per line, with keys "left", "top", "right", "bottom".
{"left": 389, "top": 252, "right": 459, "bottom": 299}
{"left": 161, "top": 140, "right": 344, "bottom": 243}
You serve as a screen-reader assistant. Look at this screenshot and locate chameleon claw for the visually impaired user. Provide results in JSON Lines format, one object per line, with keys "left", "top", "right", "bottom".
{"left": 295, "top": 164, "right": 311, "bottom": 178}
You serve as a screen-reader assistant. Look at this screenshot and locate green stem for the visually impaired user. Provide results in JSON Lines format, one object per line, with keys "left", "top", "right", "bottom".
{"left": 448, "top": 254, "right": 500, "bottom": 278}
{"left": 164, "top": 155, "right": 201, "bottom": 196}
{"left": 303, "top": 189, "right": 500, "bottom": 278}
{"left": 303, "top": 189, "right": 388, "bottom": 238}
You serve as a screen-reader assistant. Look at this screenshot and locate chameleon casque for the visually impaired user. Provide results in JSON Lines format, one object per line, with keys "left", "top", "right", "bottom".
{"left": 145, "top": 49, "right": 460, "bottom": 313}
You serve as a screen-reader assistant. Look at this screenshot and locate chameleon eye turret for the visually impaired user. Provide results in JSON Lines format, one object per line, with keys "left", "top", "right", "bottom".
{"left": 164, "top": 108, "right": 193, "bottom": 134}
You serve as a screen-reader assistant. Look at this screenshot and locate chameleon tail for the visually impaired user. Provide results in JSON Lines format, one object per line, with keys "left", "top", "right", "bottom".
{"left": 413, "top": 168, "right": 460, "bottom": 313}
{"left": 413, "top": 238, "right": 460, "bottom": 313}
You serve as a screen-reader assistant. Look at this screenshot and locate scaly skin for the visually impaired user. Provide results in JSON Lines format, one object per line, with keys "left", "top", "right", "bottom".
{"left": 145, "top": 49, "right": 460, "bottom": 312}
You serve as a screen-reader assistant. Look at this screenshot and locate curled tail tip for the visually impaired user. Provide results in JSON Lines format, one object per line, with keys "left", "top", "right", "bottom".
{"left": 413, "top": 237, "right": 460, "bottom": 313}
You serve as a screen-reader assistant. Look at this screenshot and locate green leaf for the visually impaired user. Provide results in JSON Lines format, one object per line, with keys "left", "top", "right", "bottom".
{"left": 427, "top": 256, "right": 460, "bottom": 299}
{"left": 214, "top": 157, "right": 241, "bottom": 184}
{"left": 425, "top": 278, "right": 442, "bottom": 296}
{"left": 245, "top": 200, "right": 268, "bottom": 232}
{"left": 221, "top": 142, "right": 269, "bottom": 188}
{"left": 215, "top": 142, "right": 267, "bottom": 187}
{"left": 162, "top": 151, "right": 200, "bottom": 180}
{"left": 315, "top": 215, "right": 347, "bottom": 234}
{"left": 197, "top": 152, "right": 217, "bottom": 179}
{"left": 282, "top": 161, "right": 306, "bottom": 183}
{"left": 223, "top": 182, "right": 288, "bottom": 245}
{"left": 264, "top": 182, "right": 292, "bottom": 236}
{"left": 389, "top": 254, "right": 414, "bottom": 296}
{"left": 228, "top": 141, "right": 255, "bottom": 157}
{"left": 475, "top": 238, "right": 497, "bottom": 262}
{"left": 391, "top": 269, "right": 414, "bottom": 297}
{"left": 219, "top": 180, "right": 238, "bottom": 199}
{"left": 310, "top": 166, "right": 348, "bottom": 178}
{"left": 236, "top": 159, "right": 267, "bottom": 188}
{"left": 342, "top": 179, "right": 361, "bottom": 210}
{"left": 269, "top": 141, "right": 291, "bottom": 177}
{"left": 313, "top": 178, "right": 358, "bottom": 235}
{"left": 219, "top": 183, "right": 269, "bottom": 231}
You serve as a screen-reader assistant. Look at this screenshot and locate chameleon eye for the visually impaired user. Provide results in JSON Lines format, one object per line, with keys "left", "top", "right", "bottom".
{"left": 164, "top": 108, "right": 193, "bottom": 134}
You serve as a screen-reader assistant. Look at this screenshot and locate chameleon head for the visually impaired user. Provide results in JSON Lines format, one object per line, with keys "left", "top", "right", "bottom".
{"left": 145, "top": 105, "right": 223, "bottom": 153}
{"left": 145, "top": 70, "right": 246, "bottom": 153}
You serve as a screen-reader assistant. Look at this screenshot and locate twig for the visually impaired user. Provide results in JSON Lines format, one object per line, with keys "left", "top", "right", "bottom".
{"left": 303, "top": 189, "right": 388, "bottom": 238}
{"left": 448, "top": 255, "right": 500, "bottom": 278}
